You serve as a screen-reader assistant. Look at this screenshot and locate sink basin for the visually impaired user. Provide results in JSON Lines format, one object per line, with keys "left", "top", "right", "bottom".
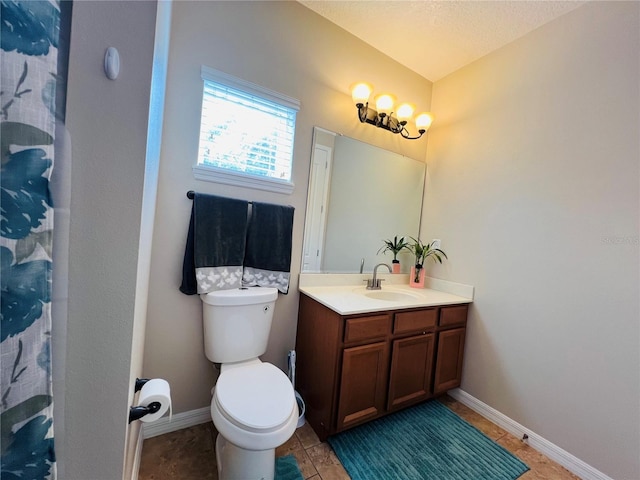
{"left": 364, "top": 290, "right": 420, "bottom": 302}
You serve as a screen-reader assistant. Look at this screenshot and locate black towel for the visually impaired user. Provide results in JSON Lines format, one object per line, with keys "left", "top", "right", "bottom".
{"left": 180, "top": 193, "right": 248, "bottom": 295}
{"left": 242, "top": 202, "right": 294, "bottom": 294}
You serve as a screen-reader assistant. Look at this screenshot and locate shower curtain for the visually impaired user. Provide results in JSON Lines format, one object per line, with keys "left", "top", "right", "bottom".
{"left": 1, "top": 1, "right": 69, "bottom": 478}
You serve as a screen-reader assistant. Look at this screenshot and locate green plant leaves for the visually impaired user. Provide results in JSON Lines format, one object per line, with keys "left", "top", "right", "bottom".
{"left": 378, "top": 235, "right": 410, "bottom": 260}
{"left": 408, "top": 237, "right": 448, "bottom": 265}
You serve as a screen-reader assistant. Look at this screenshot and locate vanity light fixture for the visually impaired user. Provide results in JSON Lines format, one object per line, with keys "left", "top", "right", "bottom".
{"left": 351, "top": 82, "right": 434, "bottom": 140}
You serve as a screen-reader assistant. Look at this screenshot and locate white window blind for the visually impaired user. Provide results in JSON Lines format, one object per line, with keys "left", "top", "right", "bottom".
{"left": 196, "top": 66, "right": 299, "bottom": 192}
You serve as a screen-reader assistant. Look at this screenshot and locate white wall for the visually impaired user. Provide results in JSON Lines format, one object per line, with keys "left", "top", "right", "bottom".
{"left": 142, "top": 1, "right": 432, "bottom": 414}
{"left": 423, "top": 2, "right": 639, "bottom": 478}
{"left": 123, "top": 2, "right": 171, "bottom": 478}
{"left": 65, "top": 2, "right": 157, "bottom": 478}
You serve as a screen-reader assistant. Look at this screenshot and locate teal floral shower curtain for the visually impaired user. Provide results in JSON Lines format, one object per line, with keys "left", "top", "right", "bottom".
{"left": 1, "top": 1, "right": 69, "bottom": 478}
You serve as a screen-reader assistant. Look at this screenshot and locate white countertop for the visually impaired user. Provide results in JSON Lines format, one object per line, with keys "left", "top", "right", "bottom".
{"left": 298, "top": 274, "right": 473, "bottom": 316}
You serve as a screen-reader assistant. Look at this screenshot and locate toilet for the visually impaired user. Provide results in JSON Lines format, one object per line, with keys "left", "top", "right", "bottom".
{"left": 201, "top": 287, "right": 298, "bottom": 480}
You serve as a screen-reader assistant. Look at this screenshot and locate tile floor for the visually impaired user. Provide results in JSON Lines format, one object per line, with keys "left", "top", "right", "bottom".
{"left": 138, "top": 395, "right": 581, "bottom": 480}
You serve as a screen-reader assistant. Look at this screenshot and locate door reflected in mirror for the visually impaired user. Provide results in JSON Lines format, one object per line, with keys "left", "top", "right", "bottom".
{"left": 302, "top": 127, "right": 426, "bottom": 273}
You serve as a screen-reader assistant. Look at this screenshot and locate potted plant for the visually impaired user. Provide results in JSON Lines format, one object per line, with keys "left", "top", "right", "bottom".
{"left": 408, "top": 237, "right": 448, "bottom": 286}
{"left": 378, "top": 236, "right": 409, "bottom": 273}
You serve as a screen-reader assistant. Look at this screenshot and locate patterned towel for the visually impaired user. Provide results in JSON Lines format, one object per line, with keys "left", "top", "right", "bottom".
{"left": 242, "top": 201, "right": 294, "bottom": 294}
{"left": 180, "top": 193, "right": 248, "bottom": 294}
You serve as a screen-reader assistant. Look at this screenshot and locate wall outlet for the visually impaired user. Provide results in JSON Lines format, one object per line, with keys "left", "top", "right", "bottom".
{"left": 431, "top": 239, "right": 441, "bottom": 249}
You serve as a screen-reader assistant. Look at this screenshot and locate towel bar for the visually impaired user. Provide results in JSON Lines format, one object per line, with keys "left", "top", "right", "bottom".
{"left": 186, "top": 190, "right": 254, "bottom": 204}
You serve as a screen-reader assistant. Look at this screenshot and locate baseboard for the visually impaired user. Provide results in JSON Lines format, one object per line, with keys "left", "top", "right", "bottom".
{"left": 448, "top": 389, "right": 614, "bottom": 480}
{"left": 142, "top": 406, "right": 211, "bottom": 439}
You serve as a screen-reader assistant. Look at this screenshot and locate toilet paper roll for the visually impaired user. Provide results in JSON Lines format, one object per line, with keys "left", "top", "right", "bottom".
{"left": 138, "top": 379, "right": 172, "bottom": 423}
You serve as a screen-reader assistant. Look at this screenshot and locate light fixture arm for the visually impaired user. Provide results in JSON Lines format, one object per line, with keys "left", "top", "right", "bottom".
{"left": 356, "top": 102, "right": 371, "bottom": 124}
{"left": 400, "top": 128, "right": 426, "bottom": 140}
{"left": 355, "top": 103, "right": 426, "bottom": 140}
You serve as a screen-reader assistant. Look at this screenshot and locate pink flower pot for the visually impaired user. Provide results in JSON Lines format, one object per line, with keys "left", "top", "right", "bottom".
{"left": 410, "top": 266, "right": 425, "bottom": 288}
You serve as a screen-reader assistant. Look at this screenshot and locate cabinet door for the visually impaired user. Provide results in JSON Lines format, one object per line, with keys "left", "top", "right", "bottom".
{"left": 433, "top": 327, "right": 466, "bottom": 394}
{"left": 337, "top": 342, "right": 389, "bottom": 431}
{"left": 388, "top": 333, "right": 435, "bottom": 411}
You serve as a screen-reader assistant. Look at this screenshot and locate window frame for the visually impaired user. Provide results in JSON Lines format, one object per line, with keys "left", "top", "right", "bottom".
{"left": 193, "top": 66, "right": 299, "bottom": 194}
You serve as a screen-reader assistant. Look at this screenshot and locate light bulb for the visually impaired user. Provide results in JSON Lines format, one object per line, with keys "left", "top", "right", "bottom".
{"left": 415, "top": 112, "right": 434, "bottom": 131}
{"left": 375, "top": 94, "right": 395, "bottom": 116}
{"left": 351, "top": 82, "right": 373, "bottom": 106}
{"left": 396, "top": 103, "right": 414, "bottom": 123}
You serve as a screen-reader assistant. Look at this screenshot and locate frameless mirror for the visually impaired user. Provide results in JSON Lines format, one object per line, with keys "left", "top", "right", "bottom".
{"left": 302, "top": 127, "right": 426, "bottom": 273}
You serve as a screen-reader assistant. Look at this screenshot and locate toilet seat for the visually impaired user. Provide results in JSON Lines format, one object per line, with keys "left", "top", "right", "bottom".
{"left": 215, "top": 362, "right": 295, "bottom": 433}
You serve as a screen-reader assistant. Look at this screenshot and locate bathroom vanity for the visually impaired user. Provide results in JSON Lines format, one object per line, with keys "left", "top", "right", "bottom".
{"left": 295, "top": 276, "right": 473, "bottom": 441}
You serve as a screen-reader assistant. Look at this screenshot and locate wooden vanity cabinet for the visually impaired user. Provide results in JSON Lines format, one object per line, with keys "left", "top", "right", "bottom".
{"left": 433, "top": 305, "right": 468, "bottom": 394}
{"left": 388, "top": 333, "right": 435, "bottom": 412}
{"left": 337, "top": 341, "right": 389, "bottom": 430}
{"left": 387, "top": 309, "right": 437, "bottom": 412}
{"left": 337, "top": 313, "right": 392, "bottom": 430}
{"left": 295, "top": 294, "right": 469, "bottom": 440}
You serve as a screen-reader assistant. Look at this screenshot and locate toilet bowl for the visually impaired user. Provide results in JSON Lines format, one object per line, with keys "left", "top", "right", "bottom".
{"left": 211, "top": 361, "right": 298, "bottom": 479}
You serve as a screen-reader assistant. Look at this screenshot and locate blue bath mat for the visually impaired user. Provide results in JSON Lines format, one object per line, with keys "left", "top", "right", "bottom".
{"left": 328, "top": 400, "right": 529, "bottom": 480}
{"left": 276, "top": 454, "right": 304, "bottom": 480}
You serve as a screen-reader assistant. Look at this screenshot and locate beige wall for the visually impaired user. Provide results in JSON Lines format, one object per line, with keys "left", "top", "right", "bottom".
{"left": 65, "top": 1, "right": 156, "bottom": 479}
{"left": 423, "top": 2, "right": 639, "bottom": 478}
{"left": 142, "top": 1, "right": 432, "bottom": 414}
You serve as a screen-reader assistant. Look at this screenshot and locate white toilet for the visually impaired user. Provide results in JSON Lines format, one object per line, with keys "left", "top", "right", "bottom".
{"left": 201, "top": 286, "right": 298, "bottom": 480}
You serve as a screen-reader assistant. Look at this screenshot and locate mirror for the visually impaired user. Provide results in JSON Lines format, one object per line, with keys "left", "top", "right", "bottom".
{"left": 302, "top": 127, "right": 426, "bottom": 273}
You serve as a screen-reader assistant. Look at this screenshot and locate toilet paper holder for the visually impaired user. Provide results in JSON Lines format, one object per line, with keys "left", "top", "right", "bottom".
{"left": 129, "top": 378, "right": 160, "bottom": 424}
{"left": 129, "top": 402, "right": 162, "bottom": 423}
{"left": 134, "top": 377, "right": 150, "bottom": 392}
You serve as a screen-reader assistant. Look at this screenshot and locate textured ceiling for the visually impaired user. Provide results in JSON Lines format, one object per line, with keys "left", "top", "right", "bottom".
{"left": 299, "top": 1, "right": 587, "bottom": 82}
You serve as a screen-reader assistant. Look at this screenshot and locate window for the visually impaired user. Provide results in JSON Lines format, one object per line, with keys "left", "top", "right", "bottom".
{"left": 194, "top": 66, "right": 299, "bottom": 194}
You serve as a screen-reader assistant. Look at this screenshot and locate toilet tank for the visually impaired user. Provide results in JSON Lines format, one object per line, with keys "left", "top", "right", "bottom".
{"left": 200, "top": 287, "right": 278, "bottom": 364}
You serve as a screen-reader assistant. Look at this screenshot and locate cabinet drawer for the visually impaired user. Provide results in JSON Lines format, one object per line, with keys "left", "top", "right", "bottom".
{"left": 394, "top": 309, "right": 437, "bottom": 334}
{"left": 439, "top": 305, "right": 469, "bottom": 327}
{"left": 344, "top": 314, "right": 391, "bottom": 343}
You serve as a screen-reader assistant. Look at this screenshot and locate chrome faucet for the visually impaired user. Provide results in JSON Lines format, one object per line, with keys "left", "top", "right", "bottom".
{"left": 366, "top": 263, "right": 392, "bottom": 290}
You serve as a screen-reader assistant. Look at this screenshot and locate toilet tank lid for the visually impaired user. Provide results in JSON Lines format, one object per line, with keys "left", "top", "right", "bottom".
{"left": 201, "top": 287, "right": 278, "bottom": 306}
